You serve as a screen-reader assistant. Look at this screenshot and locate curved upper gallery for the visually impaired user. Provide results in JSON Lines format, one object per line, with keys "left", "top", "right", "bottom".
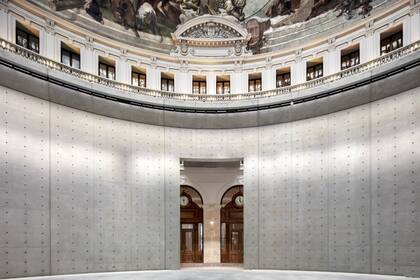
{"left": 0, "top": 0, "right": 419, "bottom": 128}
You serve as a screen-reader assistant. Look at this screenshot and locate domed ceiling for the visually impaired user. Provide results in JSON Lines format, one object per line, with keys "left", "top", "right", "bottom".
{"left": 43, "top": 0, "right": 373, "bottom": 54}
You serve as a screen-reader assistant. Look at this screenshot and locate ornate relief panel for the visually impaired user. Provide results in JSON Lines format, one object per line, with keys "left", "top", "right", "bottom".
{"left": 171, "top": 15, "right": 251, "bottom": 58}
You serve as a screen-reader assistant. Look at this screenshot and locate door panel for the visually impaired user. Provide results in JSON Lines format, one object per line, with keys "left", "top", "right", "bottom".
{"left": 220, "top": 189, "right": 244, "bottom": 263}
{"left": 180, "top": 223, "right": 203, "bottom": 263}
{"left": 180, "top": 188, "right": 203, "bottom": 263}
{"left": 181, "top": 226, "right": 194, "bottom": 263}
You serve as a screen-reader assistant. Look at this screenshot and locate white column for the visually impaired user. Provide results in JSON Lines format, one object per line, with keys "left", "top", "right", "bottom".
{"left": 262, "top": 68, "right": 276, "bottom": 91}
{"left": 324, "top": 48, "right": 341, "bottom": 75}
{"left": 291, "top": 59, "right": 306, "bottom": 84}
{"left": 207, "top": 72, "right": 216, "bottom": 95}
{"left": 175, "top": 71, "right": 192, "bottom": 94}
{"left": 411, "top": 11, "right": 420, "bottom": 42}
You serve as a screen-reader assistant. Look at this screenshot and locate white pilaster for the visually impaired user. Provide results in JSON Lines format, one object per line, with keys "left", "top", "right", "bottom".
{"left": 0, "top": 8, "right": 8, "bottom": 40}
{"left": 207, "top": 72, "right": 216, "bottom": 95}
{"left": 291, "top": 60, "right": 305, "bottom": 84}
{"left": 402, "top": 16, "right": 412, "bottom": 46}
{"left": 116, "top": 56, "right": 130, "bottom": 84}
{"left": 361, "top": 21, "right": 380, "bottom": 62}
{"left": 324, "top": 44, "right": 341, "bottom": 75}
{"left": 411, "top": 10, "right": 420, "bottom": 42}
{"left": 262, "top": 68, "right": 276, "bottom": 91}
{"left": 146, "top": 65, "right": 161, "bottom": 90}
{"left": 80, "top": 38, "right": 96, "bottom": 74}
{"left": 175, "top": 71, "right": 192, "bottom": 94}
{"left": 7, "top": 13, "right": 15, "bottom": 43}
{"left": 39, "top": 20, "right": 56, "bottom": 59}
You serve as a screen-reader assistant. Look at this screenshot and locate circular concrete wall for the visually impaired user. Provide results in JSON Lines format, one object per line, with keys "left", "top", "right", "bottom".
{"left": 1, "top": 83, "right": 419, "bottom": 278}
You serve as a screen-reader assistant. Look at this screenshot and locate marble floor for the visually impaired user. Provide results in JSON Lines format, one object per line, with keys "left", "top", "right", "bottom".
{"left": 8, "top": 269, "right": 420, "bottom": 280}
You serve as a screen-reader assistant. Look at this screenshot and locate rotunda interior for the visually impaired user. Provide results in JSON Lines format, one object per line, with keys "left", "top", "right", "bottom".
{"left": 0, "top": 0, "right": 419, "bottom": 279}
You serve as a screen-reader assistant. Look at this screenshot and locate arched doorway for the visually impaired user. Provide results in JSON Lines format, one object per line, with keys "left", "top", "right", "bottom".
{"left": 220, "top": 185, "right": 244, "bottom": 263}
{"left": 180, "top": 185, "right": 204, "bottom": 263}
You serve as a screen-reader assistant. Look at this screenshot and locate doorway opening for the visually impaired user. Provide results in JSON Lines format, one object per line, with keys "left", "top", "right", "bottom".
{"left": 220, "top": 185, "right": 244, "bottom": 263}
{"left": 180, "top": 158, "right": 244, "bottom": 266}
{"left": 180, "top": 185, "right": 204, "bottom": 263}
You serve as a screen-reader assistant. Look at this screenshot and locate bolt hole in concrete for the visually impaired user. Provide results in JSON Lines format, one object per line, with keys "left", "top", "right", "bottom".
{"left": 6, "top": 270, "right": 419, "bottom": 280}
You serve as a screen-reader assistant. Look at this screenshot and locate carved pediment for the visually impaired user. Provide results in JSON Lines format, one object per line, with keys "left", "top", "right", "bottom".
{"left": 171, "top": 15, "right": 251, "bottom": 58}
{"left": 180, "top": 22, "right": 243, "bottom": 40}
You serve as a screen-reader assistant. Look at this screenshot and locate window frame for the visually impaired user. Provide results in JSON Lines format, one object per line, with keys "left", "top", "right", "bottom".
{"left": 341, "top": 50, "right": 360, "bottom": 70}
{"left": 161, "top": 77, "right": 174, "bottom": 92}
{"left": 16, "top": 27, "right": 39, "bottom": 53}
{"left": 61, "top": 47, "right": 80, "bottom": 69}
{"left": 216, "top": 81, "right": 230, "bottom": 94}
{"left": 193, "top": 81, "right": 207, "bottom": 94}
{"left": 276, "top": 72, "right": 291, "bottom": 88}
{"left": 248, "top": 78, "right": 262, "bottom": 93}
{"left": 306, "top": 63, "right": 323, "bottom": 81}
{"left": 132, "top": 71, "right": 147, "bottom": 88}
{"left": 98, "top": 62, "right": 116, "bottom": 80}
{"left": 380, "top": 31, "right": 403, "bottom": 56}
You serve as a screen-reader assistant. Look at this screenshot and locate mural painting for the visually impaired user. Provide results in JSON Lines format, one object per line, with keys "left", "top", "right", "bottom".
{"left": 46, "top": 0, "right": 372, "bottom": 53}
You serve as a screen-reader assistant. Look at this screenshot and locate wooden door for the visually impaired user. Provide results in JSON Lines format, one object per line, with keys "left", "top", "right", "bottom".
{"left": 181, "top": 223, "right": 195, "bottom": 263}
{"left": 180, "top": 189, "right": 203, "bottom": 263}
{"left": 221, "top": 190, "right": 244, "bottom": 263}
{"left": 228, "top": 223, "right": 243, "bottom": 263}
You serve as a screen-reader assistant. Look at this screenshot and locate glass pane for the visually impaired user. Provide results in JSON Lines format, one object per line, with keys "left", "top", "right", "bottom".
{"left": 72, "top": 55, "right": 80, "bottom": 69}
{"left": 217, "top": 82, "right": 223, "bottom": 94}
{"left": 224, "top": 82, "right": 230, "bottom": 93}
{"left": 182, "top": 223, "right": 193, "bottom": 229}
{"left": 185, "top": 231, "right": 192, "bottom": 251}
{"left": 139, "top": 75, "right": 146, "bottom": 88}
{"left": 221, "top": 223, "right": 226, "bottom": 250}
{"left": 255, "top": 80, "right": 261, "bottom": 91}
{"left": 198, "top": 223, "right": 203, "bottom": 252}
{"left": 161, "top": 79, "right": 167, "bottom": 91}
{"left": 168, "top": 80, "right": 174, "bottom": 92}
{"left": 132, "top": 73, "right": 139, "bottom": 86}
{"left": 61, "top": 50, "right": 70, "bottom": 66}
{"left": 193, "top": 82, "right": 199, "bottom": 94}
{"left": 231, "top": 231, "right": 239, "bottom": 250}
{"left": 29, "top": 36, "right": 39, "bottom": 53}
{"left": 17, "top": 30, "right": 28, "bottom": 48}
{"left": 200, "top": 82, "right": 206, "bottom": 94}
{"left": 108, "top": 66, "right": 115, "bottom": 80}
{"left": 249, "top": 81, "right": 254, "bottom": 92}
{"left": 99, "top": 64, "right": 107, "bottom": 77}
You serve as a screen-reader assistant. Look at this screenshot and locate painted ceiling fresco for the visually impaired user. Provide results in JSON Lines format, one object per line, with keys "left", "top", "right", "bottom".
{"left": 45, "top": 0, "right": 372, "bottom": 53}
